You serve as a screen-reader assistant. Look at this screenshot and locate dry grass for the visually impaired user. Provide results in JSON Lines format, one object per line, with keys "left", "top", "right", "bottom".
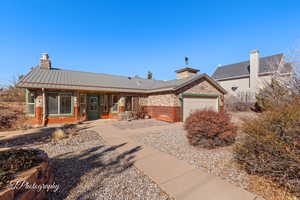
{"left": 247, "top": 175, "right": 298, "bottom": 200}
{"left": 52, "top": 128, "right": 67, "bottom": 141}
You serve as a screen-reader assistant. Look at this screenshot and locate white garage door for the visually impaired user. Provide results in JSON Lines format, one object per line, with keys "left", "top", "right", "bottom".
{"left": 183, "top": 97, "right": 219, "bottom": 121}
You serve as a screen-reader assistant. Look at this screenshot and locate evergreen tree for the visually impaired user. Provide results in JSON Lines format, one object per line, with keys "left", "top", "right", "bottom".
{"left": 147, "top": 71, "right": 153, "bottom": 79}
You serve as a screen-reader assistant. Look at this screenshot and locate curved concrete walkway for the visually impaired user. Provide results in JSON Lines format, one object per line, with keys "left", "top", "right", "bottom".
{"left": 90, "top": 119, "right": 260, "bottom": 200}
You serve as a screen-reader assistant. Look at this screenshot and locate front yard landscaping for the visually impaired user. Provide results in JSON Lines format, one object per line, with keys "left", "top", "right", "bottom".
{"left": 132, "top": 112, "right": 297, "bottom": 200}
{"left": 0, "top": 123, "right": 172, "bottom": 200}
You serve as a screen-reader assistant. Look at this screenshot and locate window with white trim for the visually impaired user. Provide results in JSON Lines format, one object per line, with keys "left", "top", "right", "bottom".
{"left": 26, "top": 90, "right": 35, "bottom": 115}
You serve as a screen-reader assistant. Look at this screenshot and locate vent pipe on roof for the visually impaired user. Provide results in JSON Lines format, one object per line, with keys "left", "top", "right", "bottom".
{"left": 185, "top": 56, "right": 189, "bottom": 65}
{"left": 40, "top": 53, "right": 52, "bottom": 69}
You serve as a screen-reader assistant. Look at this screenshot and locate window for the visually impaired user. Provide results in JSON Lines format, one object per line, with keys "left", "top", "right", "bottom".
{"left": 47, "top": 92, "right": 73, "bottom": 115}
{"left": 231, "top": 86, "right": 238, "bottom": 92}
{"left": 79, "top": 94, "right": 86, "bottom": 116}
{"left": 60, "top": 94, "right": 72, "bottom": 114}
{"left": 125, "top": 96, "right": 132, "bottom": 111}
{"left": 111, "top": 95, "right": 119, "bottom": 113}
{"left": 88, "top": 97, "right": 98, "bottom": 111}
{"left": 26, "top": 90, "right": 35, "bottom": 115}
{"left": 47, "top": 93, "right": 59, "bottom": 114}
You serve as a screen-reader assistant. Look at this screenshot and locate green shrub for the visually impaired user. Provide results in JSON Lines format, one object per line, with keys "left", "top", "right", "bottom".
{"left": 184, "top": 110, "right": 237, "bottom": 149}
{"left": 234, "top": 101, "right": 300, "bottom": 197}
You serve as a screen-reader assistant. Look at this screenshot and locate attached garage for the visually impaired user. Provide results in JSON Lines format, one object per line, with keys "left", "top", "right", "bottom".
{"left": 182, "top": 94, "right": 219, "bottom": 121}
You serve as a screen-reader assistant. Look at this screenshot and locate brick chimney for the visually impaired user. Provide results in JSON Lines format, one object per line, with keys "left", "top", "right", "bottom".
{"left": 249, "top": 50, "right": 259, "bottom": 92}
{"left": 40, "top": 53, "right": 51, "bottom": 69}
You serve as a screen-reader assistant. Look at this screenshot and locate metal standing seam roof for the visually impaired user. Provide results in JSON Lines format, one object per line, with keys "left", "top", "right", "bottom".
{"left": 212, "top": 53, "right": 292, "bottom": 80}
{"left": 17, "top": 67, "right": 227, "bottom": 94}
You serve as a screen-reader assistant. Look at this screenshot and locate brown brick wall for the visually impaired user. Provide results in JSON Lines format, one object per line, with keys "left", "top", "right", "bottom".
{"left": 147, "top": 93, "right": 180, "bottom": 107}
{"left": 144, "top": 106, "right": 181, "bottom": 122}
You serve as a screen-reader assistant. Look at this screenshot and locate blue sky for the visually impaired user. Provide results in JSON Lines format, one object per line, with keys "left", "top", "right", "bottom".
{"left": 0, "top": 0, "right": 300, "bottom": 85}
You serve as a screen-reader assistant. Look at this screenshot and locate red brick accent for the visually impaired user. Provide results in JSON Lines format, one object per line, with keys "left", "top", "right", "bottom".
{"left": 36, "top": 107, "right": 43, "bottom": 124}
{"left": 119, "top": 106, "right": 125, "bottom": 112}
{"left": 100, "top": 113, "right": 119, "bottom": 119}
{"left": 46, "top": 117, "right": 77, "bottom": 124}
{"left": 144, "top": 106, "right": 181, "bottom": 122}
{"left": 74, "top": 106, "right": 79, "bottom": 120}
{"left": 28, "top": 106, "right": 79, "bottom": 125}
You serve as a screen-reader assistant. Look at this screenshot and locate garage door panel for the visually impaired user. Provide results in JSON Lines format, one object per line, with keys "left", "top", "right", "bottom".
{"left": 183, "top": 97, "right": 218, "bottom": 121}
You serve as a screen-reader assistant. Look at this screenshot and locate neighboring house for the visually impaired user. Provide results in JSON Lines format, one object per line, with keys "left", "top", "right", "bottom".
{"left": 212, "top": 50, "right": 293, "bottom": 101}
{"left": 17, "top": 54, "right": 227, "bottom": 125}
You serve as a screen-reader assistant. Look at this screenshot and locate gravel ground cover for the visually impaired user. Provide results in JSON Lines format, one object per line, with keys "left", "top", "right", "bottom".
{"left": 32, "top": 128, "right": 171, "bottom": 200}
{"left": 112, "top": 119, "right": 170, "bottom": 130}
{"left": 135, "top": 124, "right": 249, "bottom": 189}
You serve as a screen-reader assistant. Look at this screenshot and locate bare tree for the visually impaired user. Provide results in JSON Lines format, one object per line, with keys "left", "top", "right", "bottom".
{"left": 0, "top": 74, "right": 25, "bottom": 102}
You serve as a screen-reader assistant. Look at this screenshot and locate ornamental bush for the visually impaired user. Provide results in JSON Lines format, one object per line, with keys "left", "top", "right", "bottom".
{"left": 234, "top": 101, "right": 300, "bottom": 197}
{"left": 184, "top": 110, "right": 237, "bottom": 149}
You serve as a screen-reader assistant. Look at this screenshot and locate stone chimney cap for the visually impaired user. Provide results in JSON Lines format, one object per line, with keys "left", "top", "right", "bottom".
{"left": 250, "top": 49, "right": 260, "bottom": 54}
{"left": 41, "top": 53, "right": 49, "bottom": 60}
{"left": 175, "top": 67, "right": 199, "bottom": 73}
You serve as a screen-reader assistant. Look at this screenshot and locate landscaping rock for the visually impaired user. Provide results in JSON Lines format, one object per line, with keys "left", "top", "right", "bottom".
{"left": 35, "top": 128, "right": 171, "bottom": 200}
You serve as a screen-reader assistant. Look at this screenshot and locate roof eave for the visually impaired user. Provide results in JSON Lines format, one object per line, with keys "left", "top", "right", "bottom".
{"left": 174, "top": 74, "right": 227, "bottom": 94}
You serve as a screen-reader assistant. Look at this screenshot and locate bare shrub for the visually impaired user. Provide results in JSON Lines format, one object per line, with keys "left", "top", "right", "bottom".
{"left": 184, "top": 110, "right": 237, "bottom": 149}
{"left": 0, "top": 75, "right": 25, "bottom": 103}
{"left": 225, "top": 95, "right": 254, "bottom": 112}
{"left": 132, "top": 97, "right": 146, "bottom": 119}
{"left": 234, "top": 100, "right": 300, "bottom": 197}
{"left": 255, "top": 79, "right": 293, "bottom": 112}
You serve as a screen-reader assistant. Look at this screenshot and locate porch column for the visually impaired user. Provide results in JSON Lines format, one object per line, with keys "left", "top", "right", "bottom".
{"left": 119, "top": 97, "right": 125, "bottom": 112}
{"left": 42, "top": 88, "right": 46, "bottom": 126}
{"left": 35, "top": 90, "right": 43, "bottom": 125}
{"left": 74, "top": 91, "right": 80, "bottom": 120}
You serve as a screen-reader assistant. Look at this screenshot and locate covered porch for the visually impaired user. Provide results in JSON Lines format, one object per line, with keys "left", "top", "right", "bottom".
{"left": 79, "top": 93, "right": 142, "bottom": 120}
{"left": 25, "top": 89, "right": 147, "bottom": 125}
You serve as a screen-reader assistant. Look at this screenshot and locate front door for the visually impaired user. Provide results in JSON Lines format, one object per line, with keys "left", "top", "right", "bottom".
{"left": 87, "top": 95, "right": 99, "bottom": 120}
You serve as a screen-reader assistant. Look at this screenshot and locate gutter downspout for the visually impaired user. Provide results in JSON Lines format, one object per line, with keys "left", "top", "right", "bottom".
{"left": 42, "top": 88, "right": 46, "bottom": 126}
